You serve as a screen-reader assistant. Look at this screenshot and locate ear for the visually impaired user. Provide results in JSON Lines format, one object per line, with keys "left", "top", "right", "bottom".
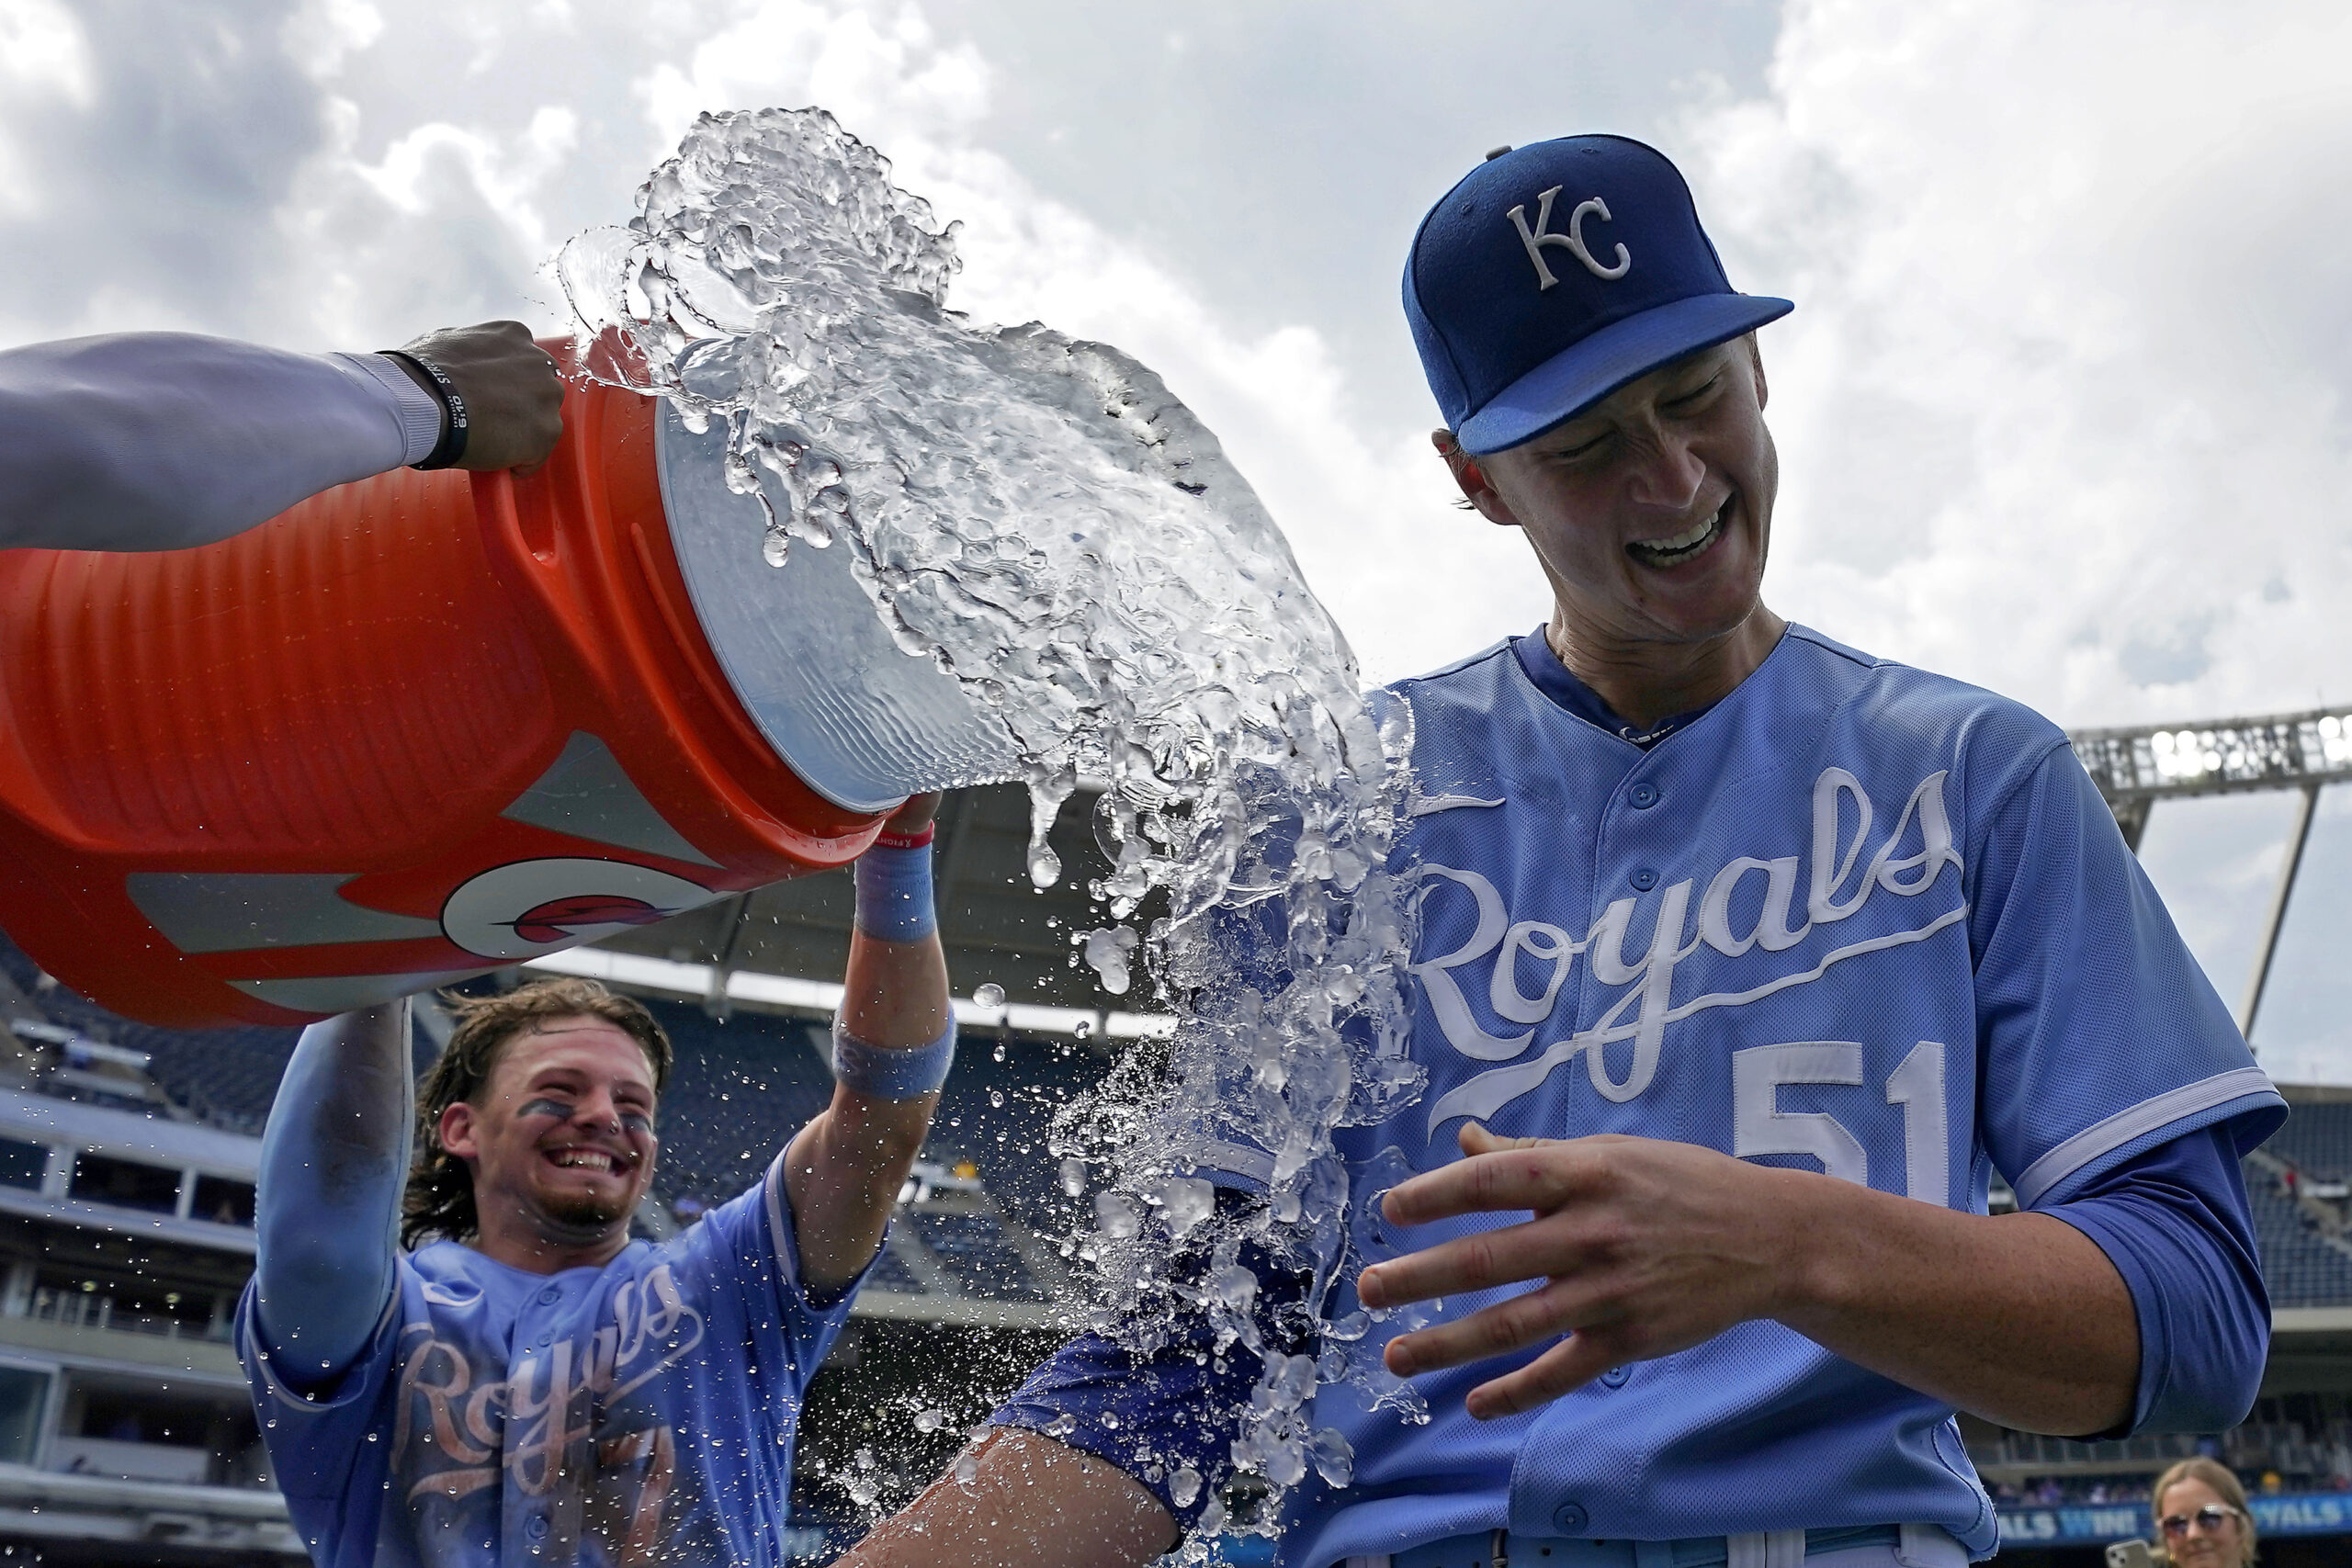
{"left": 1433, "top": 430, "right": 1521, "bottom": 528}
{"left": 438, "top": 1100, "right": 482, "bottom": 1165}
{"left": 1744, "top": 333, "right": 1769, "bottom": 411}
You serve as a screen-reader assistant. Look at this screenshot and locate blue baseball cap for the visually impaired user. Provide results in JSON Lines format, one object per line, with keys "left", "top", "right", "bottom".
{"left": 1404, "top": 135, "right": 1792, "bottom": 456}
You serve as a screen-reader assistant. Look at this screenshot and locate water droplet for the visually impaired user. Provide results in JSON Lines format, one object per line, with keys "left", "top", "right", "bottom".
{"left": 973, "top": 982, "right": 1005, "bottom": 1007}
{"left": 1308, "top": 1427, "right": 1355, "bottom": 1487}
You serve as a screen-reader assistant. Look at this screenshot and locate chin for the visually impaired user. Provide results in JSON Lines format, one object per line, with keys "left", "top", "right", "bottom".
{"left": 537, "top": 1184, "right": 637, "bottom": 1231}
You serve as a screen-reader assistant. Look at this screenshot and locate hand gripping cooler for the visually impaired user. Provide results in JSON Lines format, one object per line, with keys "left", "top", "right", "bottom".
{"left": 0, "top": 349, "right": 1016, "bottom": 1027}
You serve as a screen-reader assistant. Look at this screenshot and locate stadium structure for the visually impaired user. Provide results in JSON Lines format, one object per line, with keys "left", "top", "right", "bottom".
{"left": 0, "top": 710, "right": 2348, "bottom": 1566}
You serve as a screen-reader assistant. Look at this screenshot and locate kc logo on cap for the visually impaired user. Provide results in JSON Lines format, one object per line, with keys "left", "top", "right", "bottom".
{"left": 1402, "top": 134, "right": 1792, "bottom": 455}
{"left": 1507, "top": 187, "right": 1631, "bottom": 289}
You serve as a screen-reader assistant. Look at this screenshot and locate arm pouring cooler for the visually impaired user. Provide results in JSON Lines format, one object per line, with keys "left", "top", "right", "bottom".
{"left": 0, "top": 341, "right": 1017, "bottom": 1027}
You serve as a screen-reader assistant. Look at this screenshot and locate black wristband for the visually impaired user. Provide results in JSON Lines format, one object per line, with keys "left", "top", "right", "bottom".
{"left": 382, "top": 350, "right": 470, "bottom": 470}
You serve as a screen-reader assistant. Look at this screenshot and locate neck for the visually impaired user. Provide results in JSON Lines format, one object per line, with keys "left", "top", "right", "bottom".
{"left": 1546, "top": 604, "right": 1787, "bottom": 729}
{"left": 468, "top": 1201, "right": 633, "bottom": 1274}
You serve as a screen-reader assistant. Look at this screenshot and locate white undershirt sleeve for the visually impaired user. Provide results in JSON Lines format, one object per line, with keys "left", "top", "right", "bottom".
{"left": 0, "top": 332, "right": 445, "bottom": 553}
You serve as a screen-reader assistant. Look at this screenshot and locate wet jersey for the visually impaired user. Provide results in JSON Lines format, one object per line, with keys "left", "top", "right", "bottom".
{"left": 238, "top": 1154, "right": 854, "bottom": 1568}
{"left": 1187, "top": 625, "right": 2283, "bottom": 1564}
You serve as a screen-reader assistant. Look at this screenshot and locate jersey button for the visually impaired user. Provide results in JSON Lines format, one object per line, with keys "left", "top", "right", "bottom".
{"left": 1629, "top": 868, "right": 1657, "bottom": 892}
{"left": 1600, "top": 1365, "right": 1630, "bottom": 1388}
{"left": 1554, "top": 1502, "right": 1589, "bottom": 1534}
{"left": 1628, "top": 783, "right": 1659, "bottom": 809}
{"left": 525, "top": 1514, "right": 549, "bottom": 1541}
{"left": 537, "top": 1286, "right": 561, "bottom": 1305}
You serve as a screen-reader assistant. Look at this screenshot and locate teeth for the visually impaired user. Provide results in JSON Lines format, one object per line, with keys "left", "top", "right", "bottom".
{"left": 552, "top": 1150, "right": 616, "bottom": 1171}
{"left": 1629, "top": 502, "right": 1725, "bottom": 563}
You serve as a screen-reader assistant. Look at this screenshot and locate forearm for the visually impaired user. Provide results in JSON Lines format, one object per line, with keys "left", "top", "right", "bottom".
{"left": 840, "top": 1430, "right": 1172, "bottom": 1568}
{"left": 251, "top": 1002, "right": 413, "bottom": 1383}
{"left": 0, "top": 333, "right": 435, "bottom": 551}
{"left": 1774, "top": 1170, "right": 2136, "bottom": 1434}
{"left": 787, "top": 928, "right": 950, "bottom": 1290}
{"left": 786, "top": 819, "right": 953, "bottom": 1293}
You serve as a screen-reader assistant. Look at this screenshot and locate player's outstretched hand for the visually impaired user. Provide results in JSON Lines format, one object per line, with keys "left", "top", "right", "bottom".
{"left": 390, "top": 321, "right": 566, "bottom": 474}
{"left": 880, "top": 791, "right": 944, "bottom": 838}
{"left": 1355, "top": 1123, "right": 1809, "bottom": 1420}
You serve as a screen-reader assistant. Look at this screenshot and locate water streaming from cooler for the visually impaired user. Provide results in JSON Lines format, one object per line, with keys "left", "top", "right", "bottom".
{"left": 559, "top": 107, "right": 1429, "bottom": 1550}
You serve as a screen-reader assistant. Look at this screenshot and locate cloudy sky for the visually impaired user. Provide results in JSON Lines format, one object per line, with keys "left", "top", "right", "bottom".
{"left": 6, "top": 0, "right": 2350, "bottom": 1071}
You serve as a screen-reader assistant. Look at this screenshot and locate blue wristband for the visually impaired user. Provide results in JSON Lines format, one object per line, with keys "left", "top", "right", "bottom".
{"left": 831, "top": 1018, "right": 956, "bottom": 1100}
{"left": 854, "top": 842, "right": 937, "bottom": 942}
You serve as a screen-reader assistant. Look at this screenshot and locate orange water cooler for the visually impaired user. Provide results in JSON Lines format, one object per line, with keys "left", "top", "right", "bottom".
{"left": 0, "top": 349, "right": 1014, "bottom": 1027}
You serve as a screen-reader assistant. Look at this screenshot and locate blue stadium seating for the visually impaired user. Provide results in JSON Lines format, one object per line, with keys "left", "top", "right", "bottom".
{"left": 909, "top": 1210, "right": 1039, "bottom": 1300}
{"left": 2263, "top": 1100, "right": 2352, "bottom": 1179}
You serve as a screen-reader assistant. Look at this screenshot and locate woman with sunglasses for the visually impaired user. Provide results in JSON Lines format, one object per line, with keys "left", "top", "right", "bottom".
{"left": 2147, "top": 1458, "right": 2258, "bottom": 1566}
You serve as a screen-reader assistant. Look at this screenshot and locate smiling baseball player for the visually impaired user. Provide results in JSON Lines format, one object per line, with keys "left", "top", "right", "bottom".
{"left": 843, "top": 134, "right": 2283, "bottom": 1568}
{"left": 240, "top": 795, "right": 953, "bottom": 1567}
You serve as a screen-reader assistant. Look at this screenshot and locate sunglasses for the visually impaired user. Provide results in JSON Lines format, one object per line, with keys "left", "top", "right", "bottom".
{"left": 2159, "top": 1504, "right": 2243, "bottom": 1538}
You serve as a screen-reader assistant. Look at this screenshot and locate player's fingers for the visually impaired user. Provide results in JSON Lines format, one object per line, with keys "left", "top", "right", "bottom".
{"left": 1357, "top": 1213, "right": 1579, "bottom": 1309}
{"left": 1465, "top": 1332, "right": 1618, "bottom": 1421}
{"left": 1457, "top": 1122, "right": 1554, "bottom": 1157}
{"left": 1379, "top": 1143, "right": 1595, "bottom": 1227}
{"left": 1381, "top": 1277, "right": 1593, "bottom": 1376}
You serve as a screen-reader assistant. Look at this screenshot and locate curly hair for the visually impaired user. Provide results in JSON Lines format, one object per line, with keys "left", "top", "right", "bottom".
{"left": 401, "top": 977, "right": 673, "bottom": 1250}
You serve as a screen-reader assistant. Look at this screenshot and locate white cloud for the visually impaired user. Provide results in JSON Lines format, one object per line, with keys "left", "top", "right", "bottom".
{"left": 278, "top": 0, "right": 383, "bottom": 78}
{"left": 1685, "top": 0, "right": 2352, "bottom": 726}
{"left": 635, "top": 0, "right": 989, "bottom": 159}
{"left": 0, "top": 0, "right": 93, "bottom": 218}
{"left": 626, "top": 0, "right": 1547, "bottom": 682}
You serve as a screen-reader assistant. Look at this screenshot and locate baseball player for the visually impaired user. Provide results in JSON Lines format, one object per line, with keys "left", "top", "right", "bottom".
{"left": 0, "top": 320, "right": 563, "bottom": 551}
{"left": 239, "top": 795, "right": 954, "bottom": 1566}
{"left": 842, "top": 136, "right": 2283, "bottom": 1568}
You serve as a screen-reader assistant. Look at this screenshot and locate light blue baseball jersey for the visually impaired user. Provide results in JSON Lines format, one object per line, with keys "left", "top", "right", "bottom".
{"left": 237, "top": 1153, "right": 854, "bottom": 1568}
{"left": 1186, "top": 625, "right": 2283, "bottom": 1565}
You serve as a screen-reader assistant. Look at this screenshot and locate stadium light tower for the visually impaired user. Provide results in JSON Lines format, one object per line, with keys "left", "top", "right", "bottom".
{"left": 2070, "top": 705, "right": 2352, "bottom": 1037}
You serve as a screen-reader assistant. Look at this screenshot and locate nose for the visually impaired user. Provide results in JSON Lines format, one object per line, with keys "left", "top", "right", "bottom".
{"left": 1623, "top": 418, "right": 1705, "bottom": 513}
{"left": 570, "top": 1090, "right": 623, "bottom": 1136}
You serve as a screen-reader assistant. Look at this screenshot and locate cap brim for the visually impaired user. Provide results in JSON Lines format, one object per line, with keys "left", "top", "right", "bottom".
{"left": 1455, "top": 292, "right": 1794, "bottom": 456}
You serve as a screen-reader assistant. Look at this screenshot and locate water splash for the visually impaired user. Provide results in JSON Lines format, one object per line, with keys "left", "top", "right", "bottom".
{"left": 560, "top": 107, "right": 1422, "bottom": 1551}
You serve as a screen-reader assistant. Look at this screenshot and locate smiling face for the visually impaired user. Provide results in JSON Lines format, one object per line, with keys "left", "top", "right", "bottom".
{"left": 438, "top": 1015, "right": 661, "bottom": 1248}
{"left": 1454, "top": 336, "right": 1778, "bottom": 659}
{"left": 2156, "top": 1475, "right": 2246, "bottom": 1568}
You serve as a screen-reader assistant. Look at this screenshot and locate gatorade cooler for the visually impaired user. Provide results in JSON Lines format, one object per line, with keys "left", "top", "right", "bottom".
{"left": 0, "top": 342, "right": 1016, "bottom": 1027}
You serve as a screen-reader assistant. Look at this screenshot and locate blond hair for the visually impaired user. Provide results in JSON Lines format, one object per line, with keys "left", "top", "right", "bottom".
{"left": 2150, "top": 1457, "right": 2257, "bottom": 1567}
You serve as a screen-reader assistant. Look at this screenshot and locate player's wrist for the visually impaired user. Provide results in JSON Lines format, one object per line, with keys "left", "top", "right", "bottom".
{"left": 854, "top": 840, "right": 937, "bottom": 942}
{"left": 1747, "top": 1163, "right": 1855, "bottom": 1325}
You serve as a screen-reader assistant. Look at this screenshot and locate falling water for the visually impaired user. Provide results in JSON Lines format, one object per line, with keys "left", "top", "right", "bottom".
{"left": 559, "top": 107, "right": 1426, "bottom": 1551}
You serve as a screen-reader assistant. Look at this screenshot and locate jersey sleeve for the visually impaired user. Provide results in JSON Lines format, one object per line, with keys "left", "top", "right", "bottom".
{"left": 668, "top": 1150, "right": 874, "bottom": 1364}
{"left": 1968, "top": 744, "right": 2286, "bottom": 1208}
{"left": 235, "top": 1266, "right": 402, "bottom": 1545}
{"left": 0, "top": 333, "right": 439, "bottom": 552}
{"left": 989, "top": 1218, "right": 1316, "bottom": 1527}
{"left": 248, "top": 1007, "right": 410, "bottom": 1389}
{"left": 2043, "top": 1122, "right": 2269, "bottom": 1436}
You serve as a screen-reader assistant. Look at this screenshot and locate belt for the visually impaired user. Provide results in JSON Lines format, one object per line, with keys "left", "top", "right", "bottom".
{"left": 1384, "top": 1523, "right": 1906, "bottom": 1568}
